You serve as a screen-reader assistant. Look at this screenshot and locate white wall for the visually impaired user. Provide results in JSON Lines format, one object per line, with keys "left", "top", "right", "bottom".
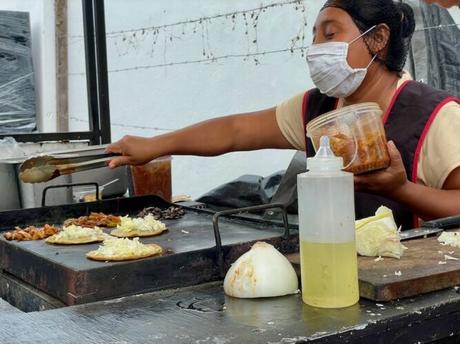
{"left": 69, "top": 1, "right": 459, "bottom": 199}
{"left": 450, "top": 6, "right": 460, "bottom": 22}
{"left": 67, "top": 0, "right": 88, "bottom": 131}
{"left": 3, "top": 1, "right": 459, "bottom": 200}
{"left": 67, "top": 0, "right": 319, "bottom": 199}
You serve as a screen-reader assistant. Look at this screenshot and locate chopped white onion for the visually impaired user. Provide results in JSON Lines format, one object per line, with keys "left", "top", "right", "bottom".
{"left": 355, "top": 206, "right": 406, "bottom": 259}
{"left": 438, "top": 231, "right": 460, "bottom": 248}
{"left": 224, "top": 241, "right": 299, "bottom": 298}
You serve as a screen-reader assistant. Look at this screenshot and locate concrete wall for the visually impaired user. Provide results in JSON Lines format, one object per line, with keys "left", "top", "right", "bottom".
{"left": 1, "top": 1, "right": 459, "bottom": 200}
{"left": 450, "top": 7, "right": 460, "bottom": 26}
{"left": 66, "top": 2, "right": 460, "bottom": 199}
{"left": 67, "top": 0, "right": 317, "bottom": 199}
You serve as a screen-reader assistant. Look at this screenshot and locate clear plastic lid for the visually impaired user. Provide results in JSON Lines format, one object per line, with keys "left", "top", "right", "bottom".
{"left": 306, "top": 102, "right": 381, "bottom": 134}
{"left": 307, "top": 136, "right": 343, "bottom": 172}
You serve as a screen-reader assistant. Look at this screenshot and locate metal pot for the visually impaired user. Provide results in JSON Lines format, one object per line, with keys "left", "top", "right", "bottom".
{"left": 0, "top": 144, "right": 128, "bottom": 210}
{"left": 0, "top": 161, "right": 21, "bottom": 210}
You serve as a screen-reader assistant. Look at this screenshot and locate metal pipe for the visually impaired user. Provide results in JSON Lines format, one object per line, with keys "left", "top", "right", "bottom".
{"left": 0, "top": 131, "right": 95, "bottom": 143}
{"left": 55, "top": 0, "right": 69, "bottom": 133}
{"left": 93, "top": 0, "right": 111, "bottom": 144}
{"left": 82, "top": 0, "right": 100, "bottom": 145}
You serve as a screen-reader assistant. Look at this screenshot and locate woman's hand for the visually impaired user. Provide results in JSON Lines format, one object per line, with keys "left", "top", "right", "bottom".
{"left": 354, "top": 141, "right": 409, "bottom": 198}
{"left": 106, "top": 135, "right": 158, "bottom": 168}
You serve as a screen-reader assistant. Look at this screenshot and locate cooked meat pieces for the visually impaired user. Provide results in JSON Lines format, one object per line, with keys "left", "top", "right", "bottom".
{"left": 3, "top": 224, "right": 59, "bottom": 241}
{"left": 63, "top": 212, "right": 121, "bottom": 228}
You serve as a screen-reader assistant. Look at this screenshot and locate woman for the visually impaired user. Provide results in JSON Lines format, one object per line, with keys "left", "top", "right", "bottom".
{"left": 107, "top": 0, "right": 460, "bottom": 229}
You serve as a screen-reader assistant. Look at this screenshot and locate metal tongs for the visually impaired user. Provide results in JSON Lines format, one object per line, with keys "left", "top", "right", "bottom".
{"left": 19, "top": 152, "right": 119, "bottom": 183}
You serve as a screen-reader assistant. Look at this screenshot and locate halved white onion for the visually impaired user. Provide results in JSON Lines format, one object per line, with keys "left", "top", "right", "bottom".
{"left": 224, "top": 241, "right": 299, "bottom": 298}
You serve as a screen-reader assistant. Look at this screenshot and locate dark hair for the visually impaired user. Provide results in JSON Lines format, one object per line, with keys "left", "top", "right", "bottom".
{"left": 322, "top": 0, "right": 416, "bottom": 73}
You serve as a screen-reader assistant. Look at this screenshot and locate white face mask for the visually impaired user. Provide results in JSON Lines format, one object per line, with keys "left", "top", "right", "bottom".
{"left": 306, "top": 26, "right": 377, "bottom": 98}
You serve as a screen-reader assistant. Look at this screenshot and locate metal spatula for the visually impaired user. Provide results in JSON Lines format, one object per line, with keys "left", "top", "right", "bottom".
{"left": 19, "top": 152, "right": 119, "bottom": 183}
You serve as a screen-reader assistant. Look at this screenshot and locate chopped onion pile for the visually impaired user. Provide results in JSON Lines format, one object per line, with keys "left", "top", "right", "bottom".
{"left": 55, "top": 225, "right": 102, "bottom": 240}
{"left": 117, "top": 214, "right": 166, "bottom": 232}
{"left": 438, "top": 231, "right": 460, "bottom": 248}
{"left": 94, "top": 237, "right": 152, "bottom": 257}
{"left": 355, "top": 206, "right": 407, "bottom": 259}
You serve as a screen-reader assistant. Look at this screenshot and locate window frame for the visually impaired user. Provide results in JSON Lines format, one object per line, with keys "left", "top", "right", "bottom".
{"left": 0, "top": 0, "right": 111, "bottom": 145}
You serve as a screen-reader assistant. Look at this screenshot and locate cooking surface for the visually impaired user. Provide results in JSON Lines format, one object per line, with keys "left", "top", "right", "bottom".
{"left": 1, "top": 281, "right": 460, "bottom": 344}
{"left": 0, "top": 195, "right": 295, "bottom": 305}
{"left": 1, "top": 212, "right": 283, "bottom": 270}
{"left": 1, "top": 197, "right": 460, "bottom": 342}
{"left": 288, "top": 237, "right": 460, "bottom": 301}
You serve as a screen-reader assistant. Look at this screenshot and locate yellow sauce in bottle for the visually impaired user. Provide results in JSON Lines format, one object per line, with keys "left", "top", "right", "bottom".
{"left": 300, "top": 240, "right": 359, "bottom": 308}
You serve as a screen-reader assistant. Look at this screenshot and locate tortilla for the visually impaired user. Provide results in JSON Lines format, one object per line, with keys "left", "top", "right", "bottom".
{"left": 46, "top": 234, "right": 105, "bottom": 245}
{"left": 86, "top": 243, "right": 162, "bottom": 261}
{"left": 109, "top": 227, "right": 167, "bottom": 238}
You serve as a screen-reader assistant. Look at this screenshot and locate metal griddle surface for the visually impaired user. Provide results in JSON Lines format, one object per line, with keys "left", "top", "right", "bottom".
{"left": 0, "top": 195, "right": 293, "bottom": 305}
{"left": 2, "top": 211, "right": 283, "bottom": 270}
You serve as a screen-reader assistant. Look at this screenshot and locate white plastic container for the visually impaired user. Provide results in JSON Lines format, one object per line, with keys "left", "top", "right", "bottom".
{"left": 297, "top": 136, "right": 359, "bottom": 308}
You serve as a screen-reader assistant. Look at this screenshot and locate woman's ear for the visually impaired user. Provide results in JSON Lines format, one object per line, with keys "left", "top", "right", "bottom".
{"left": 365, "top": 24, "right": 391, "bottom": 58}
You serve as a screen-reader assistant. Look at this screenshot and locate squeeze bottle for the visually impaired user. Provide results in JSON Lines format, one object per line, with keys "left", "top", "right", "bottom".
{"left": 297, "top": 136, "right": 359, "bottom": 308}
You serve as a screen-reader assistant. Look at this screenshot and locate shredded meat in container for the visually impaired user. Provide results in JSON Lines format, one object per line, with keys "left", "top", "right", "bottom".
{"left": 326, "top": 130, "right": 390, "bottom": 174}
{"left": 307, "top": 102, "right": 390, "bottom": 174}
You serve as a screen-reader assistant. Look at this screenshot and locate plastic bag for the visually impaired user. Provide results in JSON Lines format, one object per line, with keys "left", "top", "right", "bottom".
{"left": 0, "top": 137, "right": 26, "bottom": 159}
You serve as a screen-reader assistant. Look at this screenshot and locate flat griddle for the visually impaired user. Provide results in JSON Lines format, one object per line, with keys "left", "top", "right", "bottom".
{"left": 0, "top": 195, "right": 297, "bottom": 305}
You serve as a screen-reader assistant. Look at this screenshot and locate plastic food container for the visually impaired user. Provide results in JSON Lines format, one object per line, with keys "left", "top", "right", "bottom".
{"left": 306, "top": 103, "right": 390, "bottom": 174}
{"left": 129, "top": 156, "right": 172, "bottom": 201}
{"left": 73, "top": 185, "right": 100, "bottom": 203}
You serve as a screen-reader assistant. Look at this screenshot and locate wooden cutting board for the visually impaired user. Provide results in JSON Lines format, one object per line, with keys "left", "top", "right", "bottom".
{"left": 287, "top": 237, "right": 460, "bottom": 301}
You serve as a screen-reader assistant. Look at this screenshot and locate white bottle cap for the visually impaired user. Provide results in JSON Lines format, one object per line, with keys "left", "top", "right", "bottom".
{"left": 307, "top": 136, "right": 343, "bottom": 172}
